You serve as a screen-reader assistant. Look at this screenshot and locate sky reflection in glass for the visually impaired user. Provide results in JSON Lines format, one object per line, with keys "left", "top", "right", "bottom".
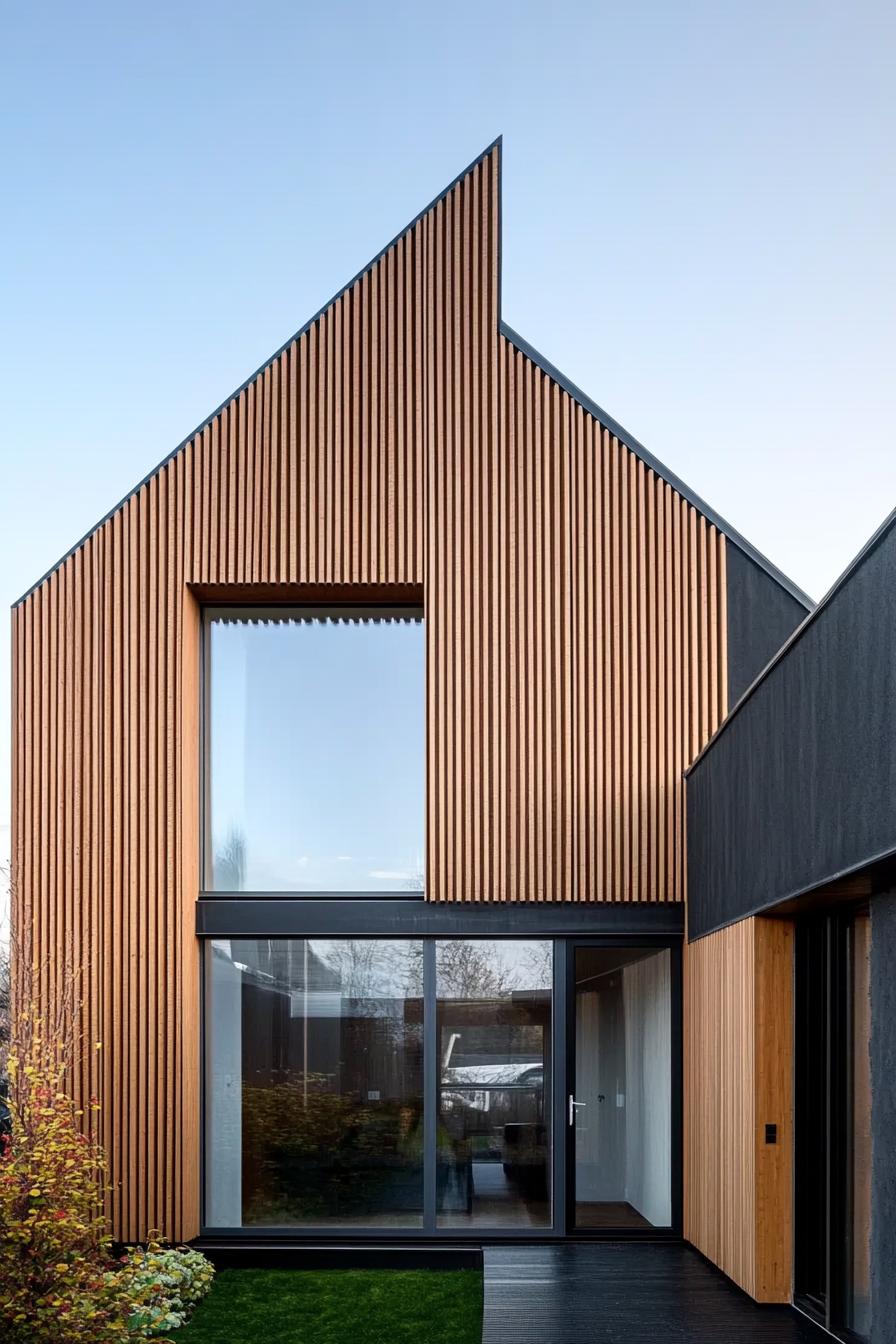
{"left": 207, "top": 610, "right": 424, "bottom": 891}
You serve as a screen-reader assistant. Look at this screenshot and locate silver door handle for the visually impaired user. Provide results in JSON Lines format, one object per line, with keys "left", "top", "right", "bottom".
{"left": 568, "top": 1094, "right": 586, "bottom": 1126}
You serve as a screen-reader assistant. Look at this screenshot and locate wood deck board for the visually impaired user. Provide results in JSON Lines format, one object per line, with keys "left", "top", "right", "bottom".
{"left": 482, "top": 1245, "right": 827, "bottom": 1343}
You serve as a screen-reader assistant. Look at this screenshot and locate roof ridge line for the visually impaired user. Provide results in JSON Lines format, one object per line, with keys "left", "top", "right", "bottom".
{"left": 499, "top": 321, "right": 814, "bottom": 612}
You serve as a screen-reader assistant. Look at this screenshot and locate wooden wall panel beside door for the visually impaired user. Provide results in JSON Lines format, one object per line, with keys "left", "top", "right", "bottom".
{"left": 754, "top": 917, "right": 794, "bottom": 1302}
{"left": 684, "top": 916, "right": 794, "bottom": 1303}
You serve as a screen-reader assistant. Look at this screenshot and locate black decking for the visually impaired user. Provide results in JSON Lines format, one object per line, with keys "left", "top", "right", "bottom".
{"left": 482, "top": 1244, "right": 829, "bottom": 1343}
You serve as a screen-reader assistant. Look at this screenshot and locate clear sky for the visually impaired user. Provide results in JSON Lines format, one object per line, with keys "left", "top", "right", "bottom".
{"left": 1, "top": 0, "right": 895, "bottom": 871}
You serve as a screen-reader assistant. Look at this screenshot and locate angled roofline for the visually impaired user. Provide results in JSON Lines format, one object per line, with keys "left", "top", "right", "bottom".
{"left": 499, "top": 322, "right": 815, "bottom": 613}
{"left": 13, "top": 137, "right": 503, "bottom": 608}
{"left": 15, "top": 133, "right": 812, "bottom": 619}
{"left": 686, "top": 502, "right": 896, "bottom": 776}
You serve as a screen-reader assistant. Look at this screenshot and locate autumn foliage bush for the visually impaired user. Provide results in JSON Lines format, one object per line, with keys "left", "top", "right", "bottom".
{"left": 0, "top": 951, "right": 213, "bottom": 1341}
{"left": 0, "top": 1005, "right": 134, "bottom": 1341}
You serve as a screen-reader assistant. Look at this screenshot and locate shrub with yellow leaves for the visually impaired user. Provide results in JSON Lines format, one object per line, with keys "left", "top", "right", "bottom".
{"left": 0, "top": 928, "right": 214, "bottom": 1341}
{"left": 0, "top": 1003, "right": 134, "bottom": 1342}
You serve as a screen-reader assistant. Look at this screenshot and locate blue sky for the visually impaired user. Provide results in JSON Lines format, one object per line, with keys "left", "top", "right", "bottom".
{"left": 1, "top": 0, "right": 895, "bottom": 870}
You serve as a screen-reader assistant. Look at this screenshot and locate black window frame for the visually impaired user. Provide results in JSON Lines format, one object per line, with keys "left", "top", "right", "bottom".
{"left": 201, "top": 603, "right": 425, "bottom": 898}
{"left": 197, "top": 900, "right": 683, "bottom": 1243}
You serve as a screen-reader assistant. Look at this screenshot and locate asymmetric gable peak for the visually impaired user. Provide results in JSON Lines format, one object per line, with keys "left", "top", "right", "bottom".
{"left": 15, "top": 136, "right": 810, "bottom": 616}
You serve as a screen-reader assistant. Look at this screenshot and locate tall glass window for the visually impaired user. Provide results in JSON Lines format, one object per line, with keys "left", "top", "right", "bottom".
{"left": 436, "top": 940, "right": 552, "bottom": 1228}
{"left": 205, "top": 609, "right": 424, "bottom": 892}
{"left": 206, "top": 939, "right": 425, "bottom": 1227}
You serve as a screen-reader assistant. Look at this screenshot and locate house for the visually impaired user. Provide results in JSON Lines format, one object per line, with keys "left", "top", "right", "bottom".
{"left": 11, "top": 139, "right": 889, "bottom": 1343}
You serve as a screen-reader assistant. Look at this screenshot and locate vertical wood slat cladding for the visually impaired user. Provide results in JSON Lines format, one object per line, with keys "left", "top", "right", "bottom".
{"left": 683, "top": 917, "right": 794, "bottom": 1302}
{"left": 11, "top": 151, "right": 496, "bottom": 1244}
{"left": 12, "top": 139, "right": 731, "bottom": 1245}
{"left": 428, "top": 338, "right": 728, "bottom": 902}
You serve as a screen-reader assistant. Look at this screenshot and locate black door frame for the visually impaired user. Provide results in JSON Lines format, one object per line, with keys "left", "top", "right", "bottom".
{"left": 794, "top": 907, "right": 871, "bottom": 1342}
{"left": 564, "top": 938, "right": 682, "bottom": 1238}
{"left": 197, "top": 900, "right": 683, "bottom": 1243}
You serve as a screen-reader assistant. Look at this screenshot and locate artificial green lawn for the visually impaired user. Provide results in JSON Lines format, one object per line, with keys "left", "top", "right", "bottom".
{"left": 175, "top": 1268, "right": 483, "bottom": 1344}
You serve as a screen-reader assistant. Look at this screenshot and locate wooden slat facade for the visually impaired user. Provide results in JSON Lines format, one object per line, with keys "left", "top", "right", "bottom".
{"left": 683, "top": 916, "right": 795, "bottom": 1302}
{"left": 437, "top": 335, "right": 728, "bottom": 903}
{"left": 13, "top": 137, "right": 785, "bottom": 1262}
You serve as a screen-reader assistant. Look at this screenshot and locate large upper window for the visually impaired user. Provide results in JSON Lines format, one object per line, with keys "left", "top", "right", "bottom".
{"left": 205, "top": 609, "right": 424, "bottom": 892}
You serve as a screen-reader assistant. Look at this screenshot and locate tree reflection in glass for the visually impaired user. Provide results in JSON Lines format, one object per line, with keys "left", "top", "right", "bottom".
{"left": 435, "top": 940, "right": 552, "bottom": 1228}
{"left": 206, "top": 938, "right": 424, "bottom": 1227}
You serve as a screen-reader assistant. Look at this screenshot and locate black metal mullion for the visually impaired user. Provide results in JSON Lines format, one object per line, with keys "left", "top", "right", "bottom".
{"left": 423, "top": 939, "right": 437, "bottom": 1233}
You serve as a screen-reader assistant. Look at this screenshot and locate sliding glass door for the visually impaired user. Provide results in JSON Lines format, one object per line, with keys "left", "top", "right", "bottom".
{"left": 205, "top": 937, "right": 554, "bottom": 1233}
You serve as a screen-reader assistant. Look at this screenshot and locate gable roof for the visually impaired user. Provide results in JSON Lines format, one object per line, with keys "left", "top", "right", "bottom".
{"left": 14, "top": 137, "right": 813, "bottom": 612}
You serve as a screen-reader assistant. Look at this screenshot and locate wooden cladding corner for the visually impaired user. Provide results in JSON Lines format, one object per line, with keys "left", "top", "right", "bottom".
{"left": 12, "top": 140, "right": 732, "bottom": 1242}
{"left": 684, "top": 917, "right": 794, "bottom": 1303}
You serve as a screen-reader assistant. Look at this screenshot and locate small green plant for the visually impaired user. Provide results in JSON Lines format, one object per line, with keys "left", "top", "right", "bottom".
{"left": 108, "top": 1241, "right": 215, "bottom": 1336}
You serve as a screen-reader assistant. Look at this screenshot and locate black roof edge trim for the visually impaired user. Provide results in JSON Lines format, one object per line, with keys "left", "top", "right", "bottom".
{"left": 500, "top": 321, "right": 815, "bottom": 614}
{"left": 686, "top": 502, "right": 896, "bottom": 776}
{"left": 13, "top": 136, "right": 504, "bottom": 609}
{"left": 686, "top": 839, "right": 896, "bottom": 943}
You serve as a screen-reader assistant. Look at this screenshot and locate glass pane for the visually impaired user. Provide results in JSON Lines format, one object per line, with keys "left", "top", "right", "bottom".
{"left": 205, "top": 939, "right": 424, "bottom": 1227}
{"left": 573, "top": 946, "right": 671, "bottom": 1229}
{"left": 206, "top": 610, "right": 424, "bottom": 891}
{"left": 436, "top": 940, "right": 552, "bottom": 1228}
{"left": 847, "top": 913, "right": 871, "bottom": 1337}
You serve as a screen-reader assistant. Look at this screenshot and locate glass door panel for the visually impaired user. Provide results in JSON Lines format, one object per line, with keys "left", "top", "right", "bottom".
{"left": 570, "top": 946, "right": 672, "bottom": 1230}
{"left": 435, "top": 940, "right": 552, "bottom": 1228}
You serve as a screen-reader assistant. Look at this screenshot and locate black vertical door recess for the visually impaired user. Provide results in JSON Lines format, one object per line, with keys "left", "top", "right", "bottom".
{"left": 794, "top": 910, "right": 872, "bottom": 1342}
{"left": 794, "top": 918, "right": 829, "bottom": 1317}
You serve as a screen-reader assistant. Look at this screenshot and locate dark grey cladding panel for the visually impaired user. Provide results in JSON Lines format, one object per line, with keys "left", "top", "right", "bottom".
{"left": 688, "top": 517, "right": 896, "bottom": 938}
{"left": 726, "top": 546, "right": 810, "bottom": 706}
{"left": 871, "top": 891, "right": 896, "bottom": 1344}
{"left": 197, "top": 898, "right": 684, "bottom": 939}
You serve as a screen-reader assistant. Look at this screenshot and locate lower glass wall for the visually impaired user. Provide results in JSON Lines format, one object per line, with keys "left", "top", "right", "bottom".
{"left": 205, "top": 936, "right": 676, "bottom": 1236}
{"left": 205, "top": 939, "right": 424, "bottom": 1227}
{"left": 205, "top": 937, "right": 554, "bottom": 1232}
